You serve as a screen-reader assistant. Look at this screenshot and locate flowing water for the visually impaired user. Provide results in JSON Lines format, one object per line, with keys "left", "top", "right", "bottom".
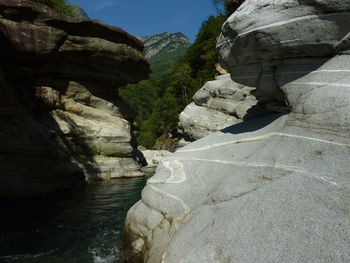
{"left": 0, "top": 177, "right": 147, "bottom": 263}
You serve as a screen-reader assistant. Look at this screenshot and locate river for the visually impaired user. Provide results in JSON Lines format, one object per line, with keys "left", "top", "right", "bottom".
{"left": 0, "top": 177, "right": 147, "bottom": 263}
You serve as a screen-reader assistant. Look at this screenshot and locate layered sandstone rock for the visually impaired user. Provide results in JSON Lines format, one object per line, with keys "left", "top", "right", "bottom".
{"left": 178, "top": 74, "right": 258, "bottom": 141}
{"left": 124, "top": 1, "right": 350, "bottom": 262}
{"left": 0, "top": 0, "right": 149, "bottom": 198}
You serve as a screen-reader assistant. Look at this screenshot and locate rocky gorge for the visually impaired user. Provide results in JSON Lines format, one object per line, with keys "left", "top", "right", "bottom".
{"left": 0, "top": 0, "right": 149, "bottom": 198}
{"left": 1, "top": 0, "right": 350, "bottom": 262}
{"left": 124, "top": 0, "right": 350, "bottom": 262}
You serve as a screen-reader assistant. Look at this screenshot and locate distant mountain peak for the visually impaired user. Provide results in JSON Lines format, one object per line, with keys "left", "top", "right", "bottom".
{"left": 137, "top": 32, "right": 190, "bottom": 59}
{"left": 76, "top": 7, "right": 90, "bottom": 19}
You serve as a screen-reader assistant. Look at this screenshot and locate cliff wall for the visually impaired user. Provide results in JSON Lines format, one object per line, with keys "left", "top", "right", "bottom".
{"left": 0, "top": 0, "right": 150, "bottom": 198}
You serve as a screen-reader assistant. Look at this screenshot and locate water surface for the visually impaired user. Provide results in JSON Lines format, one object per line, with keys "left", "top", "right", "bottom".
{"left": 0, "top": 177, "right": 147, "bottom": 263}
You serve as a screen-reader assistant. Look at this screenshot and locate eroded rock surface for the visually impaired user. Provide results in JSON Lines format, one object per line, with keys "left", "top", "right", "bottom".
{"left": 0, "top": 0, "right": 149, "bottom": 198}
{"left": 178, "top": 74, "right": 258, "bottom": 141}
{"left": 124, "top": 1, "right": 350, "bottom": 262}
{"left": 140, "top": 150, "right": 172, "bottom": 176}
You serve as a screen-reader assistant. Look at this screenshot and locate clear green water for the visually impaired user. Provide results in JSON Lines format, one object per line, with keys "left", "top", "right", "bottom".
{"left": 0, "top": 177, "right": 147, "bottom": 263}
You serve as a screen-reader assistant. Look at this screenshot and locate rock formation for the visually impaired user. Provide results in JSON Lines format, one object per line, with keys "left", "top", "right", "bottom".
{"left": 124, "top": 0, "right": 350, "bottom": 262}
{"left": 178, "top": 74, "right": 258, "bottom": 141}
{"left": 0, "top": 0, "right": 149, "bottom": 198}
{"left": 140, "top": 150, "right": 172, "bottom": 176}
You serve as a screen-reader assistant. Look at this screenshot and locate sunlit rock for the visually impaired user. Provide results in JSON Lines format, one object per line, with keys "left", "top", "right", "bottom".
{"left": 124, "top": 0, "right": 350, "bottom": 262}
{"left": 178, "top": 74, "right": 259, "bottom": 141}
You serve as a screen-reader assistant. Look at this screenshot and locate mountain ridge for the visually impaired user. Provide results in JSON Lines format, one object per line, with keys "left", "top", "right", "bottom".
{"left": 137, "top": 32, "right": 190, "bottom": 59}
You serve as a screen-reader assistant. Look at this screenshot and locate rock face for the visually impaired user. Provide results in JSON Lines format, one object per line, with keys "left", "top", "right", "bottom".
{"left": 178, "top": 74, "right": 258, "bottom": 141}
{"left": 0, "top": 0, "right": 149, "bottom": 198}
{"left": 140, "top": 150, "right": 172, "bottom": 176}
{"left": 124, "top": 1, "right": 350, "bottom": 262}
{"left": 137, "top": 32, "right": 190, "bottom": 59}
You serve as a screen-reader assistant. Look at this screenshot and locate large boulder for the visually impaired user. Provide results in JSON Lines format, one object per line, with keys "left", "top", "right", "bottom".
{"left": 0, "top": 0, "right": 149, "bottom": 198}
{"left": 178, "top": 74, "right": 259, "bottom": 141}
{"left": 124, "top": 1, "right": 350, "bottom": 262}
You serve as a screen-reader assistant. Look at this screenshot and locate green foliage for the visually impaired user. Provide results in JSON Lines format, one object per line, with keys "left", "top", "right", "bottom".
{"left": 31, "top": 0, "right": 79, "bottom": 16}
{"left": 183, "top": 15, "right": 227, "bottom": 83}
{"left": 212, "top": 0, "right": 246, "bottom": 15}
{"left": 148, "top": 46, "right": 189, "bottom": 79}
{"left": 120, "top": 15, "right": 227, "bottom": 148}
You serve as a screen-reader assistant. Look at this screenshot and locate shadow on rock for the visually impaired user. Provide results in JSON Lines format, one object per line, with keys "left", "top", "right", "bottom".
{"left": 220, "top": 112, "right": 286, "bottom": 134}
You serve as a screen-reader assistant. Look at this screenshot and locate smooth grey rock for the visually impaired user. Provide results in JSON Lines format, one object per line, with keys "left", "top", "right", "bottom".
{"left": 178, "top": 102, "right": 241, "bottom": 140}
{"left": 177, "top": 138, "right": 191, "bottom": 148}
{"left": 80, "top": 156, "right": 144, "bottom": 180}
{"left": 124, "top": 0, "right": 350, "bottom": 262}
{"left": 141, "top": 150, "right": 172, "bottom": 167}
{"left": 140, "top": 150, "right": 172, "bottom": 176}
{"left": 178, "top": 74, "right": 257, "bottom": 141}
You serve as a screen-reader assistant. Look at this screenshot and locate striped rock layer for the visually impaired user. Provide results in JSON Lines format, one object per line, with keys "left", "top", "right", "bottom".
{"left": 124, "top": 1, "right": 350, "bottom": 262}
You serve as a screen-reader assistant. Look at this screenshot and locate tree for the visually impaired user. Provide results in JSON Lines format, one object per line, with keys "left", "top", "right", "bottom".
{"left": 213, "top": 0, "right": 245, "bottom": 15}
{"left": 31, "top": 0, "right": 79, "bottom": 16}
{"left": 183, "top": 15, "right": 227, "bottom": 83}
{"left": 120, "top": 14, "right": 228, "bottom": 148}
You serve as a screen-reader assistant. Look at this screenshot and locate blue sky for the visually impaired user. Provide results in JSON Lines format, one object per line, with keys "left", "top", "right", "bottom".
{"left": 71, "top": 0, "right": 220, "bottom": 42}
